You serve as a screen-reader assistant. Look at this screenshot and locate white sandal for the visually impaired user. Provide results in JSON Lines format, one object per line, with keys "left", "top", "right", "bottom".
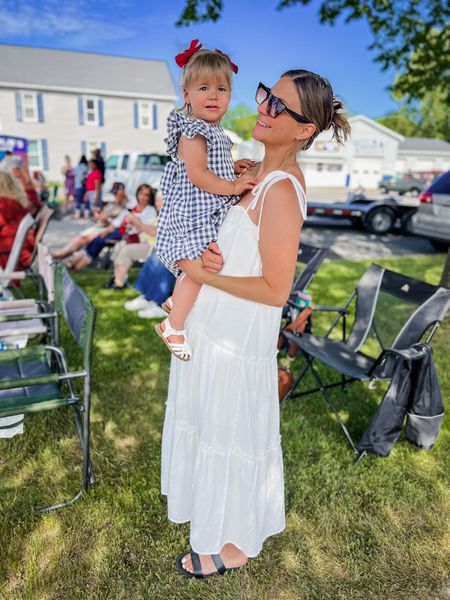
{"left": 162, "top": 296, "right": 173, "bottom": 314}
{"left": 155, "top": 318, "right": 192, "bottom": 361}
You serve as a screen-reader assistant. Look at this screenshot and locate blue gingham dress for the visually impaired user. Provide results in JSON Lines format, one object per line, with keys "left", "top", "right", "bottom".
{"left": 156, "top": 111, "right": 237, "bottom": 276}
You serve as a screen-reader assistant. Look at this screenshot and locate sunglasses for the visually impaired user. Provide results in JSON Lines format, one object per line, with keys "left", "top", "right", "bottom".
{"left": 255, "top": 82, "right": 312, "bottom": 124}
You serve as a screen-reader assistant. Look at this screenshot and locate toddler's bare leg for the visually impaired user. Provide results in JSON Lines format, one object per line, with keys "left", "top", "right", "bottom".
{"left": 162, "top": 273, "right": 201, "bottom": 344}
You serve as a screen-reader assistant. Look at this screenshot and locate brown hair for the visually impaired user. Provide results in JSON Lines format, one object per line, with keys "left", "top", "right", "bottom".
{"left": 136, "top": 183, "right": 155, "bottom": 207}
{"left": 282, "top": 70, "right": 351, "bottom": 151}
{"left": 179, "top": 49, "right": 234, "bottom": 116}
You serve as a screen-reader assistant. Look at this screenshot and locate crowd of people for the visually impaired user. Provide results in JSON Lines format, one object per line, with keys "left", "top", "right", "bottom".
{"left": 61, "top": 148, "right": 105, "bottom": 217}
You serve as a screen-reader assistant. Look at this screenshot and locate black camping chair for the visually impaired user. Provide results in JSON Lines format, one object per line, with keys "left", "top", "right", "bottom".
{"left": 283, "top": 263, "right": 450, "bottom": 454}
{"left": 280, "top": 243, "right": 327, "bottom": 326}
{"left": 0, "top": 263, "right": 96, "bottom": 512}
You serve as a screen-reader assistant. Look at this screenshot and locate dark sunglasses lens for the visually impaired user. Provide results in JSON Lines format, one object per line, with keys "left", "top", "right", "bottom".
{"left": 268, "top": 96, "right": 284, "bottom": 118}
{"left": 256, "top": 84, "right": 267, "bottom": 105}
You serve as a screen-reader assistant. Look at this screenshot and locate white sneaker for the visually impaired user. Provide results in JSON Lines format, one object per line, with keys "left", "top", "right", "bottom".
{"left": 124, "top": 296, "right": 156, "bottom": 312}
{"left": 137, "top": 305, "right": 167, "bottom": 319}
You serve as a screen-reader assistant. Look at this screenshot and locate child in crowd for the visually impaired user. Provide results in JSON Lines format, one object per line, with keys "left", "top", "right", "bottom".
{"left": 155, "top": 39, "right": 256, "bottom": 361}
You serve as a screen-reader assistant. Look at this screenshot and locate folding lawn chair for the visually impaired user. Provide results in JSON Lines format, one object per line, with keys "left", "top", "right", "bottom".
{"left": 283, "top": 263, "right": 450, "bottom": 454}
{"left": 280, "top": 243, "right": 327, "bottom": 326}
{"left": 0, "top": 263, "right": 96, "bottom": 511}
{"left": 0, "top": 212, "right": 35, "bottom": 299}
{"left": 0, "top": 244, "right": 56, "bottom": 341}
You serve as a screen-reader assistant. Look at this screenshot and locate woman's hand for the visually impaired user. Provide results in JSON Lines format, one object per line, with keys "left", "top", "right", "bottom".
{"left": 234, "top": 158, "right": 256, "bottom": 174}
{"left": 178, "top": 258, "right": 210, "bottom": 284}
{"left": 201, "top": 242, "right": 223, "bottom": 273}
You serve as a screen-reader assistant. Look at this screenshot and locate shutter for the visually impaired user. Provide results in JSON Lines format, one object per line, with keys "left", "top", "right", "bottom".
{"left": 81, "top": 141, "right": 87, "bottom": 157}
{"left": 41, "top": 139, "right": 49, "bottom": 171}
{"left": 37, "top": 93, "right": 44, "bottom": 122}
{"left": 133, "top": 102, "right": 139, "bottom": 128}
{"left": 100, "top": 142, "right": 107, "bottom": 158}
{"left": 15, "top": 92, "right": 23, "bottom": 122}
{"left": 78, "top": 97, "right": 84, "bottom": 125}
{"left": 152, "top": 103, "right": 158, "bottom": 130}
{"left": 98, "top": 99, "right": 104, "bottom": 126}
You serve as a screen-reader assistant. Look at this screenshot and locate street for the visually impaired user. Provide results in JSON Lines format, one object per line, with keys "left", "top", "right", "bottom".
{"left": 46, "top": 212, "right": 438, "bottom": 262}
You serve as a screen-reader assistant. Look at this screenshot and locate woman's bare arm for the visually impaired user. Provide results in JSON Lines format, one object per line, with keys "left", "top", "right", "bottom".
{"left": 179, "top": 179, "right": 303, "bottom": 307}
{"left": 179, "top": 135, "right": 256, "bottom": 196}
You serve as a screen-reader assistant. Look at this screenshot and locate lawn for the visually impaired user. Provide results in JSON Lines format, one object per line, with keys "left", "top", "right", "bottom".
{"left": 0, "top": 255, "right": 449, "bottom": 600}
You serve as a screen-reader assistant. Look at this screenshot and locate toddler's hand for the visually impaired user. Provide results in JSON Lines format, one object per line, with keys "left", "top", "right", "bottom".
{"left": 232, "top": 173, "right": 257, "bottom": 196}
{"left": 234, "top": 158, "right": 256, "bottom": 174}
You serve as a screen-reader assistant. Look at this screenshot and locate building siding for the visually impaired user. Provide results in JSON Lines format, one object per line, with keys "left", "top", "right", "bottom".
{"left": 0, "top": 87, "right": 174, "bottom": 180}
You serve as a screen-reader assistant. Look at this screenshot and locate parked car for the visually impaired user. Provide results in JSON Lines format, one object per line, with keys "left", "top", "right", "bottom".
{"left": 379, "top": 171, "right": 442, "bottom": 196}
{"left": 412, "top": 170, "right": 450, "bottom": 250}
{"left": 103, "top": 151, "right": 170, "bottom": 201}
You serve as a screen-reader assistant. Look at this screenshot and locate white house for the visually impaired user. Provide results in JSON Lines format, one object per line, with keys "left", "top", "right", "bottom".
{"left": 0, "top": 44, "right": 177, "bottom": 181}
{"left": 238, "top": 114, "right": 450, "bottom": 189}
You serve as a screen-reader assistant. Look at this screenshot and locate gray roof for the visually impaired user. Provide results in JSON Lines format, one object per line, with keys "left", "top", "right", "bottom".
{"left": 399, "top": 137, "right": 450, "bottom": 153}
{"left": 0, "top": 44, "right": 177, "bottom": 99}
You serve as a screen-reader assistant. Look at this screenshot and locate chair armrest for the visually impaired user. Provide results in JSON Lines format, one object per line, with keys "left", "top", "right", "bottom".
{"left": 313, "top": 305, "right": 349, "bottom": 314}
{"left": 0, "top": 311, "right": 57, "bottom": 324}
{"left": 0, "top": 271, "right": 26, "bottom": 280}
{"left": 0, "top": 373, "right": 59, "bottom": 391}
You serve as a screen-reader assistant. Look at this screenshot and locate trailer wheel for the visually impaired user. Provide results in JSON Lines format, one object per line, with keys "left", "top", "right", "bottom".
{"left": 400, "top": 209, "right": 416, "bottom": 235}
{"left": 365, "top": 207, "right": 396, "bottom": 234}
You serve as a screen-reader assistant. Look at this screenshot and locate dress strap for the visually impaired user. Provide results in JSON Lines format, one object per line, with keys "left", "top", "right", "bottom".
{"left": 247, "top": 171, "right": 307, "bottom": 240}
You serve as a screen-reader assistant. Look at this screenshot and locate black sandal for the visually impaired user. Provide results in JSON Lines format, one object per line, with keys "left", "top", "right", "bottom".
{"left": 176, "top": 551, "right": 241, "bottom": 579}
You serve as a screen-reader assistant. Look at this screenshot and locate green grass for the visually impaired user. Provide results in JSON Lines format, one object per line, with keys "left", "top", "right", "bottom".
{"left": 0, "top": 256, "right": 449, "bottom": 600}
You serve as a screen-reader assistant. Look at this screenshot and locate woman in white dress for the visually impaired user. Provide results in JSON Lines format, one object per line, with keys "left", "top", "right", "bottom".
{"left": 160, "top": 69, "right": 351, "bottom": 578}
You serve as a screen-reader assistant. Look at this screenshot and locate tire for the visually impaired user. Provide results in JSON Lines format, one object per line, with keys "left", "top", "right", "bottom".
{"left": 400, "top": 209, "right": 417, "bottom": 235}
{"left": 410, "top": 188, "right": 420, "bottom": 197}
{"left": 430, "top": 239, "right": 450, "bottom": 252}
{"left": 365, "top": 207, "right": 396, "bottom": 234}
{"left": 379, "top": 186, "right": 388, "bottom": 194}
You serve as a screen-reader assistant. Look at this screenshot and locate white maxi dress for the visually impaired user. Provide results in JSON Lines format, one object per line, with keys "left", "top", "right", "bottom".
{"left": 161, "top": 170, "right": 307, "bottom": 557}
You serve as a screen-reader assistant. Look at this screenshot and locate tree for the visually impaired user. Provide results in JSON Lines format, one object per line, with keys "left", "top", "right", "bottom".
{"left": 377, "top": 89, "right": 450, "bottom": 141}
{"left": 176, "top": 0, "right": 450, "bottom": 102}
{"left": 221, "top": 104, "right": 258, "bottom": 140}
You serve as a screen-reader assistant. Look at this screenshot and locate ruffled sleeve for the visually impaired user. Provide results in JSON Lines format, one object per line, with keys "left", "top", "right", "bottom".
{"left": 164, "top": 111, "right": 216, "bottom": 159}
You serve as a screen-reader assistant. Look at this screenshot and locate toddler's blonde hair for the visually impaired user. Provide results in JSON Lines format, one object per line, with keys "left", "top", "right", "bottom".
{"left": 179, "top": 49, "right": 233, "bottom": 116}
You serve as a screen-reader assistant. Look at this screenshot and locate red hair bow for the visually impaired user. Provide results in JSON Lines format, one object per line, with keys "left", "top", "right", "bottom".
{"left": 216, "top": 49, "right": 238, "bottom": 74}
{"left": 175, "top": 39, "right": 203, "bottom": 68}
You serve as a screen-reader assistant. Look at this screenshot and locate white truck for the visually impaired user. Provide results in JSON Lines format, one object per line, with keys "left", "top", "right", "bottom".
{"left": 103, "top": 151, "right": 171, "bottom": 202}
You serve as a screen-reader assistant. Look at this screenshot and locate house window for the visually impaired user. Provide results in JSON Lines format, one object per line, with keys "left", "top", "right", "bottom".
{"left": 21, "top": 92, "right": 38, "bottom": 122}
{"left": 139, "top": 101, "right": 153, "bottom": 128}
{"left": 316, "top": 163, "right": 323, "bottom": 172}
{"left": 28, "top": 139, "right": 43, "bottom": 169}
{"left": 83, "top": 97, "right": 98, "bottom": 125}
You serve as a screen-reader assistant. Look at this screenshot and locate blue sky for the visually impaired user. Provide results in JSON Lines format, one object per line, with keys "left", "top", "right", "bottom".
{"left": 0, "top": 0, "right": 401, "bottom": 118}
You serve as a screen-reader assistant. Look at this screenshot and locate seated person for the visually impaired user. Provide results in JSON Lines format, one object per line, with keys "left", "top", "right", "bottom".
{"left": 53, "top": 182, "right": 129, "bottom": 261}
{"left": 68, "top": 184, "right": 156, "bottom": 271}
{"left": 124, "top": 252, "right": 176, "bottom": 318}
{"left": 0, "top": 171, "right": 39, "bottom": 270}
{"left": 105, "top": 191, "right": 162, "bottom": 290}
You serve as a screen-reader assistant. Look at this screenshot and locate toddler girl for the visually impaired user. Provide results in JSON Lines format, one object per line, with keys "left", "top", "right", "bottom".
{"left": 155, "top": 39, "right": 256, "bottom": 360}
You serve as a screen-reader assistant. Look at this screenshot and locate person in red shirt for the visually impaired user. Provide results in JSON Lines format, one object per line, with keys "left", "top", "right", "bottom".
{"left": 0, "top": 171, "right": 36, "bottom": 270}
{"left": 82, "top": 159, "right": 102, "bottom": 217}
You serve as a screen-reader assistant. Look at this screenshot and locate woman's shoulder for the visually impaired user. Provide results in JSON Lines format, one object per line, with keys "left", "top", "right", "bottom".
{"left": 260, "top": 170, "right": 306, "bottom": 219}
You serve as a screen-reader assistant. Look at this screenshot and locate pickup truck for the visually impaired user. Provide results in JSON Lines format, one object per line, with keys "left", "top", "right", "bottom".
{"left": 103, "top": 151, "right": 170, "bottom": 202}
{"left": 307, "top": 195, "right": 417, "bottom": 234}
{"left": 378, "top": 172, "right": 441, "bottom": 196}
